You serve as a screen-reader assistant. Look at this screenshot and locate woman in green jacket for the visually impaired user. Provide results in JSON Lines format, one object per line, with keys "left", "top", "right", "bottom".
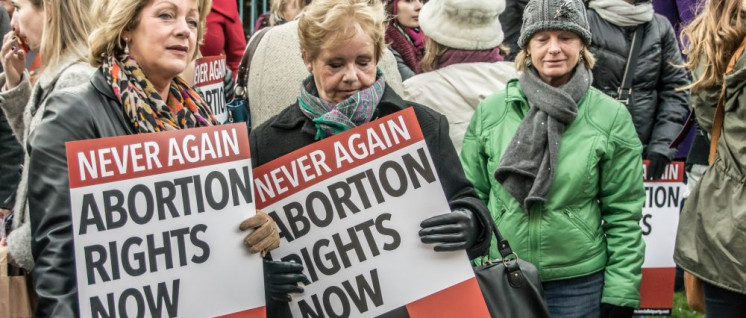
{"left": 674, "top": 0, "right": 746, "bottom": 315}
{"left": 459, "top": 0, "right": 645, "bottom": 316}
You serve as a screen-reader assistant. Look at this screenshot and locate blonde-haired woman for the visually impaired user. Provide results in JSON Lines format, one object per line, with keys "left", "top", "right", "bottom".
{"left": 0, "top": 0, "right": 94, "bottom": 276}
{"left": 460, "top": 0, "right": 645, "bottom": 316}
{"left": 255, "top": 0, "right": 306, "bottom": 31}
{"left": 27, "top": 0, "right": 280, "bottom": 316}
{"left": 251, "top": 0, "right": 492, "bottom": 315}
{"left": 674, "top": 0, "right": 746, "bottom": 315}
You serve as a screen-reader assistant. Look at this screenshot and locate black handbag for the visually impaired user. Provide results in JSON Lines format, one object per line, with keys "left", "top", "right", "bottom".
{"left": 474, "top": 218, "right": 551, "bottom": 318}
{"left": 224, "top": 27, "right": 273, "bottom": 131}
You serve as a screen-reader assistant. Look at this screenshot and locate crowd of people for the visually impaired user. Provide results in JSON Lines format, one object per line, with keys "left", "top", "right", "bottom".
{"left": 0, "top": 0, "right": 744, "bottom": 317}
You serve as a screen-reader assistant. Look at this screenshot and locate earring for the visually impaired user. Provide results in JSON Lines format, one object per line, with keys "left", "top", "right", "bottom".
{"left": 123, "top": 37, "right": 130, "bottom": 54}
{"left": 578, "top": 50, "right": 584, "bottom": 64}
{"left": 525, "top": 53, "right": 532, "bottom": 67}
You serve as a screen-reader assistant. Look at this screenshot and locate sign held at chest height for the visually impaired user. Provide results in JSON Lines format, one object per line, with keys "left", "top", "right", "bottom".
{"left": 254, "top": 108, "right": 490, "bottom": 318}
{"left": 66, "top": 124, "right": 266, "bottom": 318}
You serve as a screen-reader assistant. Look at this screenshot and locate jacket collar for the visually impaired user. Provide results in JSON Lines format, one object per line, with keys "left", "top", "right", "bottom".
{"left": 36, "top": 52, "right": 86, "bottom": 92}
{"left": 90, "top": 67, "right": 137, "bottom": 135}
{"left": 271, "top": 85, "right": 406, "bottom": 137}
{"left": 91, "top": 67, "right": 117, "bottom": 100}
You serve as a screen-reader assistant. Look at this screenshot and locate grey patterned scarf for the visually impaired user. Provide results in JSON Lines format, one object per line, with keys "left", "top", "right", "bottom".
{"left": 494, "top": 64, "right": 592, "bottom": 212}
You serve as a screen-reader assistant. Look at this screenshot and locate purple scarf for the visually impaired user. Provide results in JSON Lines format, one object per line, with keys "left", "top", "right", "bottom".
{"left": 437, "top": 48, "right": 504, "bottom": 70}
{"left": 403, "top": 27, "right": 426, "bottom": 53}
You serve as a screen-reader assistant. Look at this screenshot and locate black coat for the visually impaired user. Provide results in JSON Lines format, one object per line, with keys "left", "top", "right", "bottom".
{"left": 0, "top": 110, "right": 22, "bottom": 209}
{"left": 500, "top": 0, "right": 530, "bottom": 61}
{"left": 587, "top": 9, "right": 690, "bottom": 159}
{"left": 250, "top": 85, "right": 493, "bottom": 316}
{"left": 27, "top": 68, "right": 135, "bottom": 317}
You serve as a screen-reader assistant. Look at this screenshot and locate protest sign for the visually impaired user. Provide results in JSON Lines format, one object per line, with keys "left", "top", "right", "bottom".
{"left": 635, "top": 161, "right": 685, "bottom": 316}
{"left": 254, "top": 107, "right": 489, "bottom": 318}
{"left": 66, "top": 124, "right": 265, "bottom": 318}
{"left": 194, "top": 55, "right": 228, "bottom": 123}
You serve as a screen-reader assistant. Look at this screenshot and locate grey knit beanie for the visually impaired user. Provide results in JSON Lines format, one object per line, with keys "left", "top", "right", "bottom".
{"left": 518, "top": 0, "right": 592, "bottom": 49}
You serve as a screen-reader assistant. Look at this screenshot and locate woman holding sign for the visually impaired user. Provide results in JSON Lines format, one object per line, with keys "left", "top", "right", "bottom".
{"left": 26, "top": 0, "right": 281, "bottom": 316}
{"left": 460, "top": 0, "right": 645, "bottom": 316}
{"left": 250, "top": 0, "right": 493, "bottom": 316}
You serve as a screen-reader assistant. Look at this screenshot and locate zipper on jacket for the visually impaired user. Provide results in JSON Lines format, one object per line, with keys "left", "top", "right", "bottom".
{"left": 563, "top": 209, "right": 596, "bottom": 241}
{"left": 528, "top": 205, "right": 541, "bottom": 270}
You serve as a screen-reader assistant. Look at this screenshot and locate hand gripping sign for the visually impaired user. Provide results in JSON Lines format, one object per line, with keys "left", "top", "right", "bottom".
{"left": 194, "top": 55, "right": 228, "bottom": 123}
{"left": 635, "top": 160, "right": 685, "bottom": 316}
{"left": 66, "top": 124, "right": 265, "bottom": 318}
{"left": 253, "top": 108, "right": 490, "bottom": 318}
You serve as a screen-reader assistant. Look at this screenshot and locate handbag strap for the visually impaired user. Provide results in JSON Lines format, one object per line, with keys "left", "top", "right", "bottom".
{"left": 617, "top": 24, "right": 645, "bottom": 104}
{"left": 709, "top": 36, "right": 746, "bottom": 165}
{"left": 485, "top": 217, "right": 530, "bottom": 287}
{"left": 235, "top": 26, "right": 273, "bottom": 98}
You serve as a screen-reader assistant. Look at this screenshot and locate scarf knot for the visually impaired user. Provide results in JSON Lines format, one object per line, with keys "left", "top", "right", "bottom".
{"left": 494, "top": 64, "right": 592, "bottom": 212}
{"left": 299, "top": 70, "right": 386, "bottom": 140}
{"left": 103, "top": 54, "right": 218, "bottom": 133}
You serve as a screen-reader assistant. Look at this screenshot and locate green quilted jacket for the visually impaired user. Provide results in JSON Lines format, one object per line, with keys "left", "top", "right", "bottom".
{"left": 461, "top": 79, "right": 646, "bottom": 308}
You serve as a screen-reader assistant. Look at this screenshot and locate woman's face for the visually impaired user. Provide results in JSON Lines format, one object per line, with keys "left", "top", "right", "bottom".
{"left": 124, "top": 0, "right": 199, "bottom": 84}
{"left": 528, "top": 30, "right": 582, "bottom": 86}
{"left": 304, "top": 30, "right": 377, "bottom": 104}
{"left": 282, "top": 0, "right": 300, "bottom": 22}
{"left": 396, "top": 0, "right": 422, "bottom": 28}
{"left": 10, "top": 0, "right": 43, "bottom": 52}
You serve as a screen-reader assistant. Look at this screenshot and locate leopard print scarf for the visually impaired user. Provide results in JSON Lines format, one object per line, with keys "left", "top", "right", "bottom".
{"left": 103, "top": 54, "right": 218, "bottom": 133}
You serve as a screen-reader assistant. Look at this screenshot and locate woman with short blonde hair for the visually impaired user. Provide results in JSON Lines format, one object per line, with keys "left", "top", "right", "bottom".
{"left": 89, "top": 0, "right": 211, "bottom": 66}
{"left": 252, "top": 0, "right": 493, "bottom": 315}
{"left": 28, "top": 0, "right": 280, "bottom": 316}
{"left": 0, "top": 0, "right": 95, "bottom": 280}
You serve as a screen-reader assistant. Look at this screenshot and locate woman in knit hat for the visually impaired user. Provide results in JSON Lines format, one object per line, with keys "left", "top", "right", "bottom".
{"left": 587, "top": 0, "right": 690, "bottom": 181}
{"left": 384, "top": 0, "right": 425, "bottom": 80}
{"left": 459, "top": 0, "right": 645, "bottom": 316}
{"left": 402, "top": 0, "right": 517, "bottom": 153}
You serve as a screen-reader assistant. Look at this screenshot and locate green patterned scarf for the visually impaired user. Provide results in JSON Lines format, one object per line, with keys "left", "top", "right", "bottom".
{"left": 298, "top": 70, "right": 386, "bottom": 140}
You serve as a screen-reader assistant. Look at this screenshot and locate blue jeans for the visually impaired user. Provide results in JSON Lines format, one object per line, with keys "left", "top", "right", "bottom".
{"left": 703, "top": 281, "right": 746, "bottom": 318}
{"left": 542, "top": 271, "right": 604, "bottom": 318}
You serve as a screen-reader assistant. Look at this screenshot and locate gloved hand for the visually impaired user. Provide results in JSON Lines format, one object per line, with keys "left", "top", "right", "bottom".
{"left": 646, "top": 153, "right": 670, "bottom": 180}
{"left": 224, "top": 69, "right": 235, "bottom": 103}
{"left": 601, "top": 303, "right": 634, "bottom": 318}
{"left": 239, "top": 210, "right": 280, "bottom": 256}
{"left": 418, "top": 208, "right": 479, "bottom": 252}
{"left": 264, "top": 259, "right": 311, "bottom": 302}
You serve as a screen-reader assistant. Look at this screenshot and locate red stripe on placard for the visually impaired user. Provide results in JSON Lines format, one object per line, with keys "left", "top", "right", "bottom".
{"left": 66, "top": 124, "right": 250, "bottom": 188}
{"left": 639, "top": 267, "right": 676, "bottom": 310}
{"left": 215, "top": 306, "right": 265, "bottom": 318}
{"left": 405, "top": 277, "right": 490, "bottom": 318}
{"left": 194, "top": 55, "right": 226, "bottom": 87}
{"left": 254, "top": 107, "right": 425, "bottom": 208}
{"left": 642, "top": 161, "right": 685, "bottom": 183}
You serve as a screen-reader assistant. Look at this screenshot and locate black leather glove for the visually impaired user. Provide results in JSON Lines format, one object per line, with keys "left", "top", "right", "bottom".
{"left": 264, "top": 259, "right": 310, "bottom": 302}
{"left": 601, "top": 303, "right": 634, "bottom": 318}
{"left": 418, "top": 208, "right": 479, "bottom": 252}
{"left": 224, "top": 69, "right": 235, "bottom": 103}
{"left": 646, "top": 153, "right": 670, "bottom": 180}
